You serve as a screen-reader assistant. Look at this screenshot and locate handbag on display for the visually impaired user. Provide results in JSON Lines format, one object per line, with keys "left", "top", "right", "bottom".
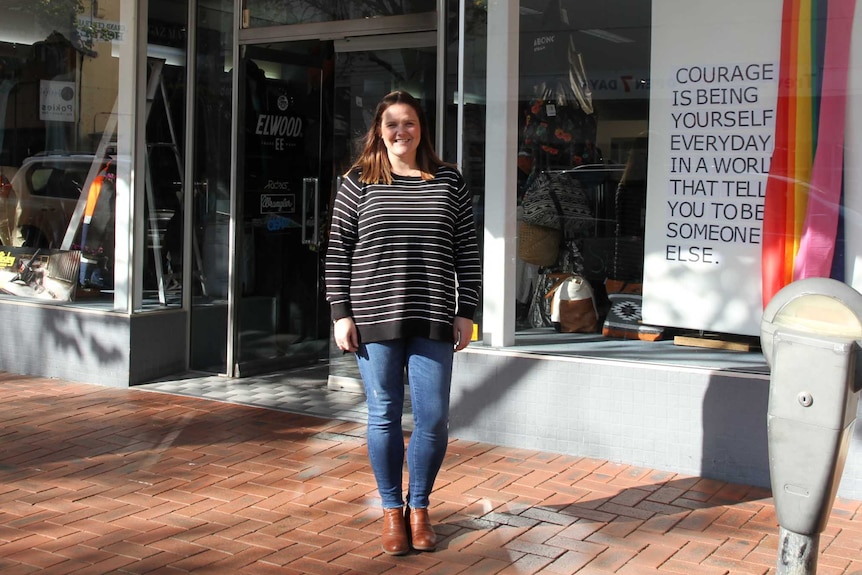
{"left": 521, "top": 171, "right": 594, "bottom": 237}
{"left": 519, "top": 174, "right": 565, "bottom": 267}
{"left": 518, "top": 221, "right": 561, "bottom": 267}
{"left": 545, "top": 273, "right": 598, "bottom": 333}
{"left": 601, "top": 287, "right": 665, "bottom": 341}
{"left": 527, "top": 240, "right": 587, "bottom": 329}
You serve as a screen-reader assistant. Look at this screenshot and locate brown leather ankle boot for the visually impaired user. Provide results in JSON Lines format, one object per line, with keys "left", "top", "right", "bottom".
{"left": 381, "top": 507, "right": 409, "bottom": 555}
{"left": 406, "top": 507, "right": 437, "bottom": 551}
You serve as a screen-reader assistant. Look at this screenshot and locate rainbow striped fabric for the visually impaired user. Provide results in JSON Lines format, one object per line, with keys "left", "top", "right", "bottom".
{"left": 761, "top": 0, "right": 856, "bottom": 307}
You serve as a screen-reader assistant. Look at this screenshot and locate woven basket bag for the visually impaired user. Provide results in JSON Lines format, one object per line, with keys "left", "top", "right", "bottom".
{"left": 518, "top": 221, "right": 560, "bottom": 267}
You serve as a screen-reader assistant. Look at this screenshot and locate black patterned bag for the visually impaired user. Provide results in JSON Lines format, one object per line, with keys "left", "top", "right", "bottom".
{"left": 521, "top": 171, "right": 593, "bottom": 237}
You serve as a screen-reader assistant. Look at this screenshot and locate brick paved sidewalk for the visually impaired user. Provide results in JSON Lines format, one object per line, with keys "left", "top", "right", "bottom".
{"left": 0, "top": 373, "right": 860, "bottom": 575}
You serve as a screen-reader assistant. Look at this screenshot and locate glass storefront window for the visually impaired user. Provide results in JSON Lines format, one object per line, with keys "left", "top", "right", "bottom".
{"left": 0, "top": 0, "right": 127, "bottom": 306}
{"left": 516, "top": 0, "right": 651, "bottom": 332}
{"left": 447, "top": 0, "right": 487, "bottom": 332}
{"left": 0, "top": 0, "right": 189, "bottom": 310}
{"left": 242, "top": 0, "right": 436, "bottom": 28}
{"left": 189, "top": 0, "right": 233, "bottom": 370}
{"left": 143, "top": 0, "right": 188, "bottom": 308}
{"left": 514, "top": 0, "right": 861, "bottom": 344}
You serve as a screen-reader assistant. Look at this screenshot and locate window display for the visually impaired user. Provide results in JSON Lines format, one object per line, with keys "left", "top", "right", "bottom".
{"left": 643, "top": 0, "right": 861, "bottom": 338}
{"left": 0, "top": 0, "right": 188, "bottom": 307}
{"left": 0, "top": 1, "right": 121, "bottom": 302}
{"left": 517, "top": 0, "right": 650, "bottom": 332}
{"left": 514, "top": 0, "right": 861, "bottom": 343}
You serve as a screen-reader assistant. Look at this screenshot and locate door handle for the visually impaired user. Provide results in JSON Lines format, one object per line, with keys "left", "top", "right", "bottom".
{"left": 301, "top": 177, "right": 319, "bottom": 246}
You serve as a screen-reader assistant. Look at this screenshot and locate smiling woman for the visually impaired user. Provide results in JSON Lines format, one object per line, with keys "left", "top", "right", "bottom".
{"left": 326, "top": 90, "right": 481, "bottom": 556}
{"left": 380, "top": 103, "right": 421, "bottom": 175}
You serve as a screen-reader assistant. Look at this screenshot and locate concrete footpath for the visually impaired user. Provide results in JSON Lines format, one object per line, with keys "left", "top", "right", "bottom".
{"left": 0, "top": 372, "right": 860, "bottom": 574}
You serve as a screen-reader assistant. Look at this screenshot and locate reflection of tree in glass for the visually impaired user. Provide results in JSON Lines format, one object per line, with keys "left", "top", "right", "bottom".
{"left": 7, "top": 0, "right": 109, "bottom": 54}
{"left": 17, "top": 0, "right": 82, "bottom": 24}
{"left": 463, "top": 0, "right": 487, "bottom": 36}
{"left": 246, "top": 0, "right": 437, "bottom": 26}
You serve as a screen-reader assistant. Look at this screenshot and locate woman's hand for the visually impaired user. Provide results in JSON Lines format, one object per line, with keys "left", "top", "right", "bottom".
{"left": 334, "top": 317, "right": 359, "bottom": 352}
{"left": 453, "top": 317, "right": 474, "bottom": 352}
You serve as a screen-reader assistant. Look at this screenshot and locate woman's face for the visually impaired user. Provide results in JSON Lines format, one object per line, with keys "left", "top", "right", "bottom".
{"left": 380, "top": 102, "right": 421, "bottom": 166}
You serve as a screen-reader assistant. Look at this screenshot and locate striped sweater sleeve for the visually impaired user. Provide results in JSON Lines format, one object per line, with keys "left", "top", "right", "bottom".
{"left": 325, "top": 171, "right": 361, "bottom": 322}
{"left": 452, "top": 171, "right": 482, "bottom": 319}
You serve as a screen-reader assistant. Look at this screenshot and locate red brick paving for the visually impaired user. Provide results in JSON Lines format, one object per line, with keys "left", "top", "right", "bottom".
{"left": 0, "top": 373, "right": 860, "bottom": 574}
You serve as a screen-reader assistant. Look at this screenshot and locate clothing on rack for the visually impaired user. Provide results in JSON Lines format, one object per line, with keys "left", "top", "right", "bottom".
{"left": 519, "top": 0, "right": 599, "bottom": 174}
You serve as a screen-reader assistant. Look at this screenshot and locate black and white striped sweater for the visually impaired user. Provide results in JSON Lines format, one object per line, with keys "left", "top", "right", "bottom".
{"left": 325, "top": 166, "right": 482, "bottom": 344}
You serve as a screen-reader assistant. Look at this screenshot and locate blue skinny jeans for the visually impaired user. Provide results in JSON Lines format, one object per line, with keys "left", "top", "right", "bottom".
{"left": 355, "top": 337, "right": 453, "bottom": 510}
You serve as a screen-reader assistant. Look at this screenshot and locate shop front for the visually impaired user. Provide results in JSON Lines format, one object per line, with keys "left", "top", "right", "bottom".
{"left": 0, "top": 0, "right": 860, "bottom": 499}
{"left": 461, "top": 0, "right": 862, "bottom": 500}
{"left": 0, "top": 0, "right": 457, "bottom": 383}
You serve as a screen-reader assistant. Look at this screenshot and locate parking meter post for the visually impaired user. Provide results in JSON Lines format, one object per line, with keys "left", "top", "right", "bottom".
{"left": 760, "top": 278, "right": 862, "bottom": 575}
{"left": 777, "top": 527, "right": 818, "bottom": 575}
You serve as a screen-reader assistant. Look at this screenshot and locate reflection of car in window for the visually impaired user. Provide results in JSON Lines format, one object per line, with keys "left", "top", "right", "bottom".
{"left": 0, "top": 152, "right": 183, "bottom": 290}
{"left": 0, "top": 153, "right": 117, "bottom": 288}
{"left": 0, "top": 154, "right": 110, "bottom": 250}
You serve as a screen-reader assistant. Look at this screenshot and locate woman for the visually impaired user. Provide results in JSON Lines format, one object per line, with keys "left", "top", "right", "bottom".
{"left": 325, "top": 90, "right": 481, "bottom": 555}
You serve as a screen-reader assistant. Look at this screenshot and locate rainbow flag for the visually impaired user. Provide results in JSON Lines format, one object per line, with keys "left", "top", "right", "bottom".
{"left": 761, "top": 0, "right": 856, "bottom": 306}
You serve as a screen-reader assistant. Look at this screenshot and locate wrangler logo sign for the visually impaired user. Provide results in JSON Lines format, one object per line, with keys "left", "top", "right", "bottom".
{"left": 260, "top": 194, "right": 294, "bottom": 214}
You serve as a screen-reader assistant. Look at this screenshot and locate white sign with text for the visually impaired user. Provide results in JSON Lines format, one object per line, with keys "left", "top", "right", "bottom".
{"left": 39, "top": 81, "right": 76, "bottom": 123}
{"left": 642, "top": 0, "right": 782, "bottom": 336}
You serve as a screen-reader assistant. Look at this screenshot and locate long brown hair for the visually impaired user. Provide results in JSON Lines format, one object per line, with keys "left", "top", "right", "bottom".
{"left": 348, "top": 90, "right": 451, "bottom": 184}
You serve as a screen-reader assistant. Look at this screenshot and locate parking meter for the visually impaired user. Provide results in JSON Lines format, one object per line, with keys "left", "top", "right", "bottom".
{"left": 761, "top": 278, "right": 862, "bottom": 574}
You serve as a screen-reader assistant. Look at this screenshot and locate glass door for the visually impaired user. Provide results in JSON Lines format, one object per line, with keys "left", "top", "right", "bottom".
{"left": 326, "top": 37, "right": 439, "bottom": 385}
{"left": 235, "top": 40, "right": 334, "bottom": 375}
{"left": 233, "top": 34, "right": 438, "bottom": 377}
